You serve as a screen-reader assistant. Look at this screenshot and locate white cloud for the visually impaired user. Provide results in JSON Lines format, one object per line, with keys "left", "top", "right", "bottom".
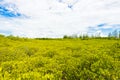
{"left": 0, "top": 0, "right": 120, "bottom": 37}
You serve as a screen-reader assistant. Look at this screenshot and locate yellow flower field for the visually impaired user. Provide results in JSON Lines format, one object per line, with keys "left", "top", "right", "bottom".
{"left": 0, "top": 35, "right": 120, "bottom": 80}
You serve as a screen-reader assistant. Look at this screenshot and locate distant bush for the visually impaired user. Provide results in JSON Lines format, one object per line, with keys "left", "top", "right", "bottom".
{"left": 0, "top": 34, "right": 5, "bottom": 38}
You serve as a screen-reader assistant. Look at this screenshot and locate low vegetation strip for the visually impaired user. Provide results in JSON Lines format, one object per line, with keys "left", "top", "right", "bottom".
{"left": 0, "top": 35, "right": 120, "bottom": 80}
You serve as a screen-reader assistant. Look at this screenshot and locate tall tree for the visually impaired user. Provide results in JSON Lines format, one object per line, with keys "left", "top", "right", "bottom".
{"left": 112, "top": 30, "right": 118, "bottom": 38}
{"left": 119, "top": 31, "right": 120, "bottom": 38}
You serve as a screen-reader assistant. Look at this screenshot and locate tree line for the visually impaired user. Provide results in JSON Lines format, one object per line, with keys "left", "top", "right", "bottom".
{"left": 0, "top": 29, "right": 120, "bottom": 40}
{"left": 63, "top": 30, "right": 120, "bottom": 39}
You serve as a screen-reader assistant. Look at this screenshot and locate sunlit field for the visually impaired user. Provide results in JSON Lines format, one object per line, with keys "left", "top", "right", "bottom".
{"left": 0, "top": 35, "right": 120, "bottom": 80}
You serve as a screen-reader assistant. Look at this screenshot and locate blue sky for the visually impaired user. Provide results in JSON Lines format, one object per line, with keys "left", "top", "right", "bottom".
{"left": 0, "top": 0, "right": 120, "bottom": 37}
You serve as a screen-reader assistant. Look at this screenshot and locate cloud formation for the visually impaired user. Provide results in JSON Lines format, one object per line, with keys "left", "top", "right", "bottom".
{"left": 0, "top": 0, "right": 120, "bottom": 37}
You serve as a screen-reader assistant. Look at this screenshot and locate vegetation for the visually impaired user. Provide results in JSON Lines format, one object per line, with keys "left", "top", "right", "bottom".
{"left": 63, "top": 30, "right": 120, "bottom": 40}
{"left": 0, "top": 34, "right": 120, "bottom": 80}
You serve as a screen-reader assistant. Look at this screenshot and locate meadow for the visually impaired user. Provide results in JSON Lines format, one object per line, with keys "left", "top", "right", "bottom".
{"left": 0, "top": 35, "right": 120, "bottom": 80}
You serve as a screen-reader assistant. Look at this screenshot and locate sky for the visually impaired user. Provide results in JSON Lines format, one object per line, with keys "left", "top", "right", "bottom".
{"left": 0, "top": 0, "right": 120, "bottom": 38}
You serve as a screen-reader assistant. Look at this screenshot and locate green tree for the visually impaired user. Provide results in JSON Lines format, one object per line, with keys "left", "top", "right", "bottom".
{"left": 112, "top": 30, "right": 118, "bottom": 38}
{"left": 119, "top": 31, "right": 120, "bottom": 38}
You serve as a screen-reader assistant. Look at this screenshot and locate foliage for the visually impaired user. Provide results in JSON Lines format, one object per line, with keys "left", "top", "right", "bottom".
{"left": 63, "top": 30, "right": 120, "bottom": 40}
{"left": 0, "top": 35, "right": 120, "bottom": 80}
{"left": 108, "top": 30, "right": 120, "bottom": 39}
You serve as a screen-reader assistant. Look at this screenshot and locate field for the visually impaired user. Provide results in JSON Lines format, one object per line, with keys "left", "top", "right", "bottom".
{"left": 0, "top": 36, "right": 120, "bottom": 80}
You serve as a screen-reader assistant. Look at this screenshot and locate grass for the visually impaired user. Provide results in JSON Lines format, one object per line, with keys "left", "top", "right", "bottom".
{"left": 0, "top": 36, "right": 120, "bottom": 80}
